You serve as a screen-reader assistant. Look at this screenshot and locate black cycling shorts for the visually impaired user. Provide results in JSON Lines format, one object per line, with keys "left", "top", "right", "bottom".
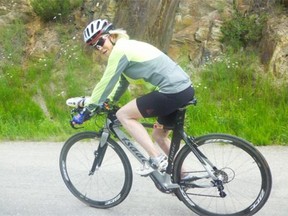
{"left": 136, "top": 86, "right": 194, "bottom": 126}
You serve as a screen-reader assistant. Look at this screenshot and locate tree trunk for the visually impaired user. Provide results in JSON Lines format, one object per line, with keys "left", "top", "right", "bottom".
{"left": 113, "top": 0, "right": 180, "bottom": 52}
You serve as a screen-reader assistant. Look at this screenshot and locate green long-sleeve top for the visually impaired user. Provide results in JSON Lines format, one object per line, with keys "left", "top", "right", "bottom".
{"left": 85, "top": 38, "right": 192, "bottom": 107}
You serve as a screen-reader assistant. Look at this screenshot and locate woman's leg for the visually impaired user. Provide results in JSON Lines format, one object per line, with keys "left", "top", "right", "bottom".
{"left": 152, "top": 126, "right": 171, "bottom": 155}
{"left": 152, "top": 123, "right": 191, "bottom": 179}
{"left": 116, "top": 99, "right": 161, "bottom": 158}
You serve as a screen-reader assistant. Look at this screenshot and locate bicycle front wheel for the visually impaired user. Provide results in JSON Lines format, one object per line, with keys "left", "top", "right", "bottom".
{"left": 59, "top": 131, "right": 133, "bottom": 208}
{"left": 173, "top": 133, "right": 272, "bottom": 216}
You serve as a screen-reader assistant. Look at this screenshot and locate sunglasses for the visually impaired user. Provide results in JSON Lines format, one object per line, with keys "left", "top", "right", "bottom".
{"left": 93, "top": 35, "right": 108, "bottom": 50}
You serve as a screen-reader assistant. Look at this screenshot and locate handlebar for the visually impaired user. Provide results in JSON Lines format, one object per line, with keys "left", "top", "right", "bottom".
{"left": 69, "top": 101, "right": 119, "bottom": 129}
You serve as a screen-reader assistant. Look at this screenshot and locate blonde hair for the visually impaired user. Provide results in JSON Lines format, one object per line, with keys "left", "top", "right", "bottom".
{"left": 109, "top": 28, "right": 130, "bottom": 40}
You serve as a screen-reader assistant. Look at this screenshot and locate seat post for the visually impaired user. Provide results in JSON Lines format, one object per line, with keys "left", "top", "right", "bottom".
{"left": 166, "top": 108, "right": 187, "bottom": 175}
{"left": 174, "top": 97, "right": 196, "bottom": 130}
{"left": 166, "top": 98, "right": 196, "bottom": 175}
{"left": 174, "top": 108, "right": 187, "bottom": 130}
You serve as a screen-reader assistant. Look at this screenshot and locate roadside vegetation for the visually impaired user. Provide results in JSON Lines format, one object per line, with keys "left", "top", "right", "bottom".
{"left": 0, "top": 2, "right": 287, "bottom": 145}
{"left": 184, "top": 53, "right": 287, "bottom": 145}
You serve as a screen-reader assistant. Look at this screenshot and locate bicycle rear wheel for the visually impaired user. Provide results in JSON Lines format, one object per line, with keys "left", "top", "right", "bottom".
{"left": 59, "top": 131, "right": 133, "bottom": 208}
{"left": 173, "top": 133, "right": 272, "bottom": 216}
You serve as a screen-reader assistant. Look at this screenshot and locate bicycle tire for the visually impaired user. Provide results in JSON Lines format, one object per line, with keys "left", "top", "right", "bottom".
{"left": 59, "top": 131, "right": 133, "bottom": 208}
{"left": 173, "top": 133, "right": 272, "bottom": 216}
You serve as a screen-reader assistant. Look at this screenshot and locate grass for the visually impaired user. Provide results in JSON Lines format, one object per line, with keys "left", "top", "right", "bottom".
{"left": 183, "top": 52, "right": 288, "bottom": 145}
{"left": 0, "top": 19, "right": 287, "bottom": 145}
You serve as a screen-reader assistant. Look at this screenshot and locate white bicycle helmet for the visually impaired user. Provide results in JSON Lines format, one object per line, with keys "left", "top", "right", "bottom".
{"left": 83, "top": 19, "right": 114, "bottom": 46}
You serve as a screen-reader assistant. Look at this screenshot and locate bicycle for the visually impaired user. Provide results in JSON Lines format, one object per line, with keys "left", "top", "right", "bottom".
{"left": 59, "top": 97, "right": 272, "bottom": 216}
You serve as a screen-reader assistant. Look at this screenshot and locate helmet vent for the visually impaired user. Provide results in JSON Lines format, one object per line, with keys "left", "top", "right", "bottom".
{"left": 91, "top": 24, "right": 94, "bottom": 34}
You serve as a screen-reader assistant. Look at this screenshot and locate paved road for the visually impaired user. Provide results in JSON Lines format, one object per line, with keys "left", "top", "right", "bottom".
{"left": 0, "top": 141, "right": 287, "bottom": 216}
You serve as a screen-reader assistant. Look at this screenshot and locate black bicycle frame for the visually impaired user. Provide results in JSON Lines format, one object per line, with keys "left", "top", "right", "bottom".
{"left": 91, "top": 98, "right": 218, "bottom": 191}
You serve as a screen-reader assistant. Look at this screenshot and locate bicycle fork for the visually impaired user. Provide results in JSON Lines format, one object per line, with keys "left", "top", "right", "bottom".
{"left": 88, "top": 130, "right": 109, "bottom": 175}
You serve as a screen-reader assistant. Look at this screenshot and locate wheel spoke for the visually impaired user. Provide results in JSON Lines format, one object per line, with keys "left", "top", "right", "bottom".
{"left": 59, "top": 131, "right": 133, "bottom": 208}
{"left": 174, "top": 134, "right": 272, "bottom": 216}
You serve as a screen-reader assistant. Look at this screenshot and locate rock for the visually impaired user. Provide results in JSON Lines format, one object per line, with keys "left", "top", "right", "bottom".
{"left": 170, "top": 0, "right": 227, "bottom": 67}
{"left": 234, "top": 0, "right": 253, "bottom": 14}
{"left": 0, "top": 0, "right": 32, "bottom": 27}
{"left": 260, "top": 15, "right": 288, "bottom": 82}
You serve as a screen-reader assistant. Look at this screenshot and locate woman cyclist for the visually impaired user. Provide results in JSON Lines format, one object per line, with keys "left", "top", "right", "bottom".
{"left": 72, "top": 19, "right": 195, "bottom": 176}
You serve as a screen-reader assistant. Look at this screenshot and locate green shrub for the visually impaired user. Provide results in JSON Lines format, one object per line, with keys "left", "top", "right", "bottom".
{"left": 30, "top": 0, "right": 82, "bottom": 22}
{"left": 221, "top": 11, "right": 267, "bottom": 50}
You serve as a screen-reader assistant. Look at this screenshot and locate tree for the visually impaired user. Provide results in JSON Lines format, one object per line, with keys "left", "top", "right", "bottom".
{"left": 113, "top": 0, "right": 180, "bottom": 52}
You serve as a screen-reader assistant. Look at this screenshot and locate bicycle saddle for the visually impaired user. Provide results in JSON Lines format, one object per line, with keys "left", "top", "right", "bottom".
{"left": 183, "top": 98, "right": 197, "bottom": 107}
